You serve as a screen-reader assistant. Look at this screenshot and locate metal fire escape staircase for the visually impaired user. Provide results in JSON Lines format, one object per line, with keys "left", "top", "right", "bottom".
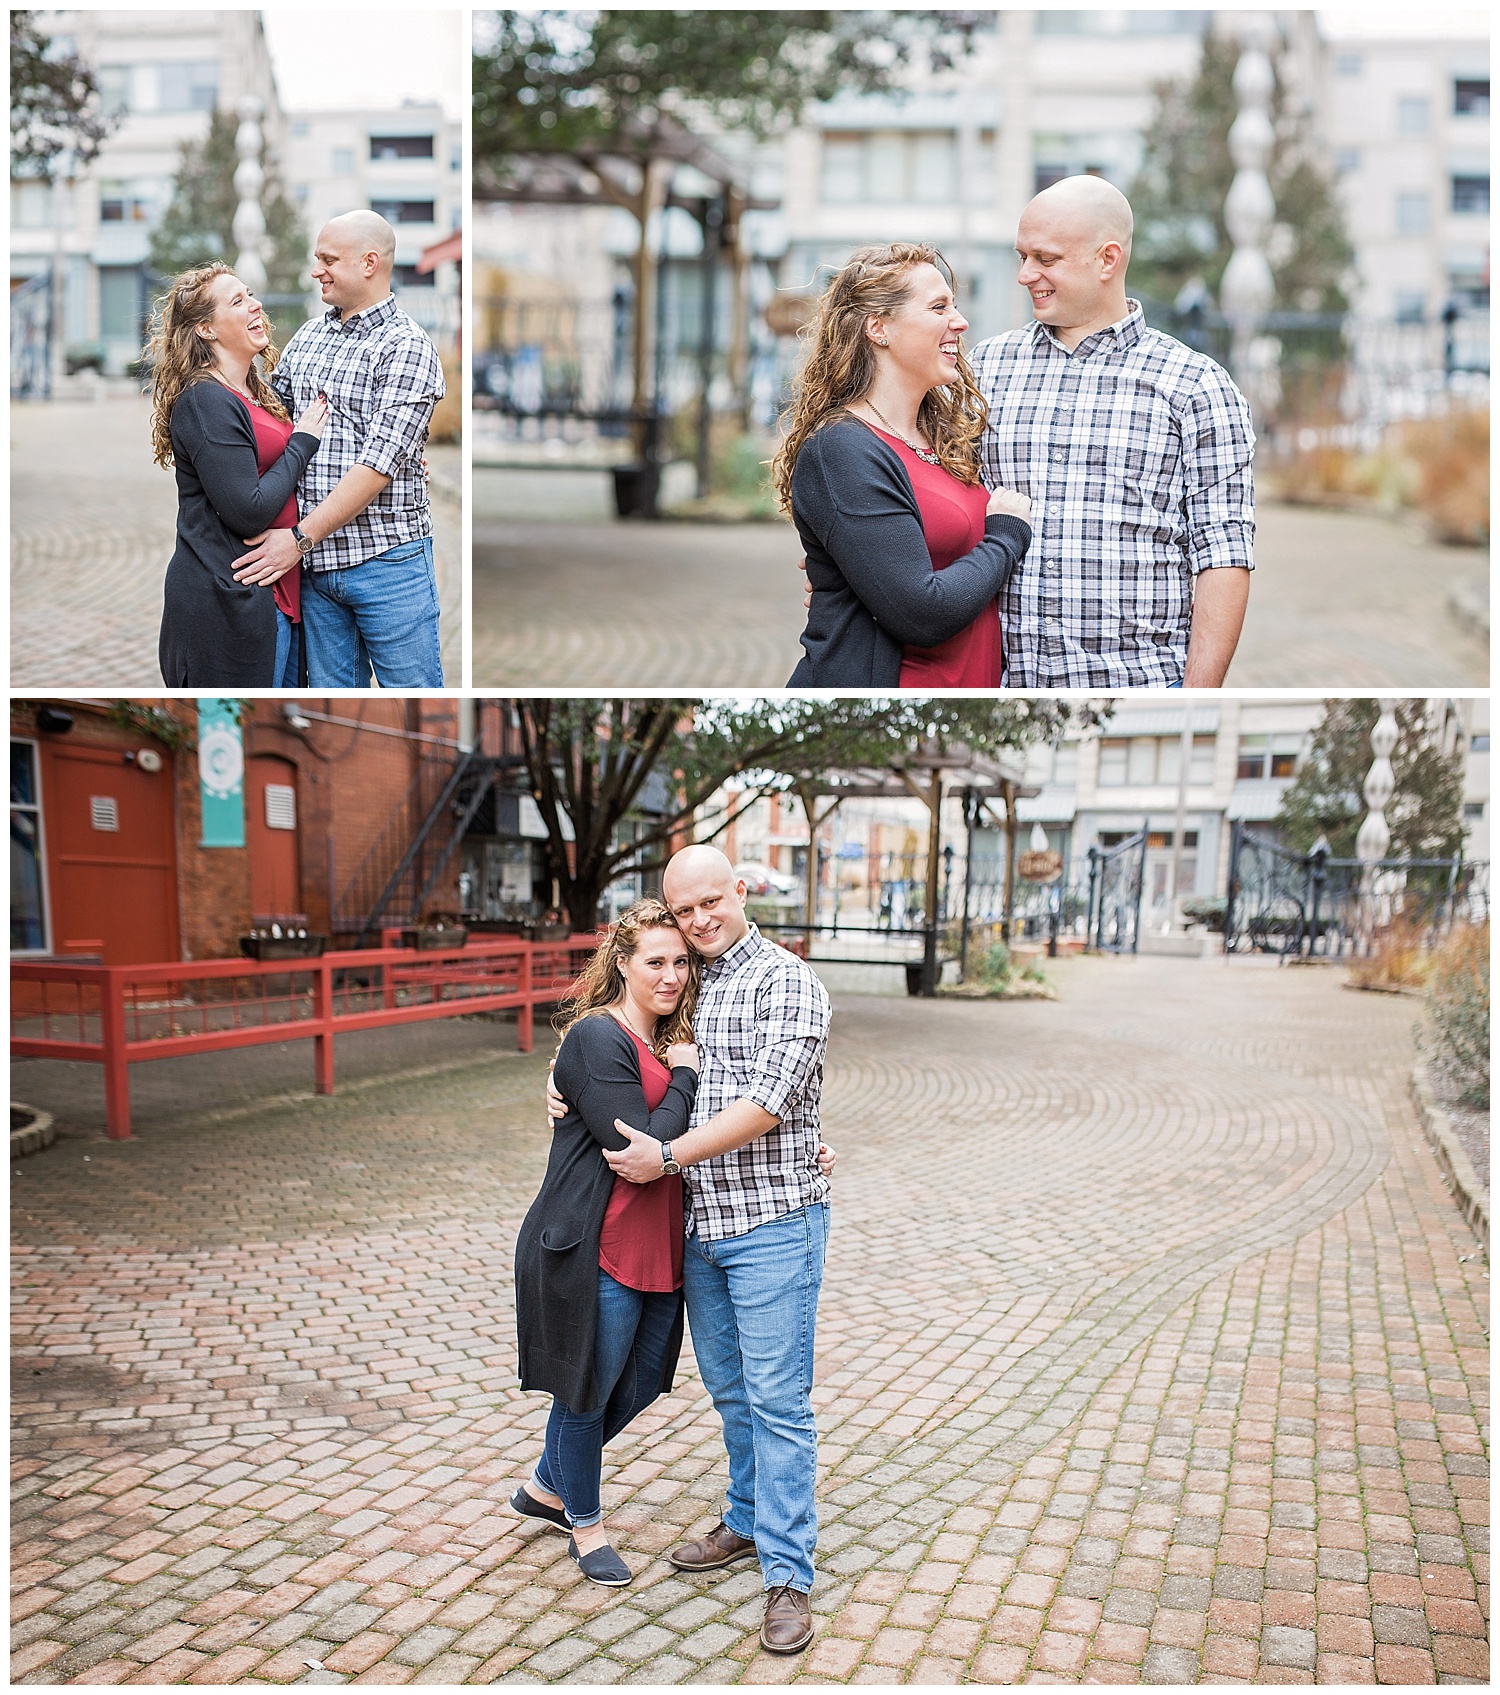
{"left": 332, "top": 746, "right": 513, "bottom": 943}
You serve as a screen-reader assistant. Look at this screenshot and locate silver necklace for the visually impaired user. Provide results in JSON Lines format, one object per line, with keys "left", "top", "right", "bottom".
{"left": 863, "top": 400, "right": 940, "bottom": 465}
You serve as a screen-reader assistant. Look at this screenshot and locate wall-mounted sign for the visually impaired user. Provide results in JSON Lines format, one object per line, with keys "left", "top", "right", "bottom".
{"left": 197, "top": 698, "right": 245, "bottom": 848}
{"left": 1017, "top": 849, "right": 1064, "bottom": 884}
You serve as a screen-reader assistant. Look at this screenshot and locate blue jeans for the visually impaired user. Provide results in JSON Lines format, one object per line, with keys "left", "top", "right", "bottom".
{"left": 684, "top": 1203, "right": 829, "bottom": 1593}
{"left": 273, "top": 609, "right": 301, "bottom": 688}
{"left": 300, "top": 536, "right": 443, "bottom": 687}
{"left": 533, "top": 1269, "right": 679, "bottom": 1529}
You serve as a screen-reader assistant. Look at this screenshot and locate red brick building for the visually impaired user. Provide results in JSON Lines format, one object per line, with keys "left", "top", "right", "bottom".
{"left": 10, "top": 698, "right": 541, "bottom": 966}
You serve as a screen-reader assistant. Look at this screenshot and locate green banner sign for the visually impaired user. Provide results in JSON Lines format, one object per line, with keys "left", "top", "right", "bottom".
{"left": 197, "top": 698, "right": 245, "bottom": 848}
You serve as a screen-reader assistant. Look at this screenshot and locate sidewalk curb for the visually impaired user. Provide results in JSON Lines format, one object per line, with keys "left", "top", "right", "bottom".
{"left": 10, "top": 1104, "right": 56, "bottom": 1160}
{"left": 1411, "top": 1062, "right": 1489, "bottom": 1250}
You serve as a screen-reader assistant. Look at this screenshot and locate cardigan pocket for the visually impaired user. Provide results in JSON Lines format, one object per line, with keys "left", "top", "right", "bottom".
{"left": 539, "top": 1226, "right": 583, "bottom": 1253}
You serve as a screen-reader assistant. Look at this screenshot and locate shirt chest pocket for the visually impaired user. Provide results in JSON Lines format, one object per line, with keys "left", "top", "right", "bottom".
{"left": 318, "top": 346, "right": 375, "bottom": 422}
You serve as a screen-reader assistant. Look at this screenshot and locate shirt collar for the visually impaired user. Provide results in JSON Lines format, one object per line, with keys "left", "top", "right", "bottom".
{"left": 703, "top": 921, "right": 763, "bottom": 980}
{"left": 1030, "top": 297, "right": 1145, "bottom": 357}
{"left": 323, "top": 294, "right": 397, "bottom": 335}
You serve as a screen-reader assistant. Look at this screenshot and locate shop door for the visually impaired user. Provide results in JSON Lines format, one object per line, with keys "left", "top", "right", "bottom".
{"left": 248, "top": 756, "right": 301, "bottom": 920}
{"left": 42, "top": 742, "right": 178, "bottom": 964}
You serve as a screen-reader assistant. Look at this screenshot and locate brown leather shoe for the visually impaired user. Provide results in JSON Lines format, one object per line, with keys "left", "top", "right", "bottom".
{"left": 761, "top": 1584, "right": 814, "bottom": 1653}
{"left": 667, "top": 1520, "right": 758, "bottom": 1572}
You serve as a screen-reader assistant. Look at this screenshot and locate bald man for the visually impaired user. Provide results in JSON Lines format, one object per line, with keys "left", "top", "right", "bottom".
{"left": 968, "top": 174, "right": 1255, "bottom": 688}
{"left": 546, "top": 845, "right": 833, "bottom": 1652}
{"left": 232, "top": 210, "right": 446, "bottom": 687}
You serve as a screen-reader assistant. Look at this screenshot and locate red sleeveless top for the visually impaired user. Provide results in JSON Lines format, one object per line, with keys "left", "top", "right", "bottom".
{"left": 868, "top": 426, "right": 1002, "bottom": 689}
{"left": 240, "top": 394, "right": 301, "bottom": 622}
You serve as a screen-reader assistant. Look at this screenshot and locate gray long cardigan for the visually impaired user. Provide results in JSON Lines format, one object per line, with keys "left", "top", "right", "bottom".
{"left": 787, "top": 416, "right": 1032, "bottom": 687}
{"left": 513, "top": 1015, "right": 698, "bottom": 1412}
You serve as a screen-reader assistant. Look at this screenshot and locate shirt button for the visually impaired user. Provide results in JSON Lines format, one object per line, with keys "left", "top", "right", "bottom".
{"left": 1046, "top": 616, "right": 1058, "bottom": 627}
{"left": 1046, "top": 560, "right": 1059, "bottom": 572}
{"left": 1052, "top": 450, "right": 1065, "bottom": 462}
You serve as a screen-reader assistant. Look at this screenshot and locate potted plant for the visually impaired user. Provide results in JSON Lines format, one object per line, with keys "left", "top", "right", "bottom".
{"left": 408, "top": 912, "right": 468, "bottom": 950}
{"left": 240, "top": 924, "right": 327, "bottom": 960}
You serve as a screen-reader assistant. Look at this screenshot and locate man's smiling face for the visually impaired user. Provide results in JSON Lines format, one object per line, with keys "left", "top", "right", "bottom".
{"left": 1014, "top": 200, "right": 1117, "bottom": 335}
{"left": 662, "top": 853, "right": 750, "bottom": 963}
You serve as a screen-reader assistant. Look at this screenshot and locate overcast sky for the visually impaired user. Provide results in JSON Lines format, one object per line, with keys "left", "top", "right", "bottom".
{"left": 261, "top": 10, "right": 465, "bottom": 120}
{"left": 1316, "top": 7, "right": 1487, "bottom": 37}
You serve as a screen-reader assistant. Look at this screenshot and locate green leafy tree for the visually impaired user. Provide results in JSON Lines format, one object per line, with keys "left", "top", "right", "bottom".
{"left": 148, "top": 108, "right": 307, "bottom": 305}
{"left": 1276, "top": 700, "right": 1466, "bottom": 862}
{"left": 1128, "top": 31, "right": 1353, "bottom": 314}
{"left": 10, "top": 10, "right": 119, "bottom": 179}
{"left": 475, "top": 10, "right": 978, "bottom": 438}
{"left": 514, "top": 697, "right": 1081, "bottom": 932}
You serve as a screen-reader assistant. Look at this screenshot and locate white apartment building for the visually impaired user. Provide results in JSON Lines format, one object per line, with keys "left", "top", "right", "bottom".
{"left": 9, "top": 10, "right": 282, "bottom": 375}
{"left": 710, "top": 698, "right": 1488, "bottom": 937}
{"left": 1321, "top": 35, "right": 1489, "bottom": 320}
{"left": 284, "top": 104, "right": 462, "bottom": 350}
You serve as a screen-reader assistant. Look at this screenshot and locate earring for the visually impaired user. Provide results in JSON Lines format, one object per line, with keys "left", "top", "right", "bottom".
{"left": 878, "top": 338, "right": 889, "bottom": 347}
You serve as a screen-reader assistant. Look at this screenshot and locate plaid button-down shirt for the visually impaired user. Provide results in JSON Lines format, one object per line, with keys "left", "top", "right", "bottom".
{"left": 269, "top": 296, "right": 445, "bottom": 572}
{"left": 969, "top": 300, "right": 1255, "bottom": 688}
{"left": 685, "top": 924, "right": 832, "bottom": 1241}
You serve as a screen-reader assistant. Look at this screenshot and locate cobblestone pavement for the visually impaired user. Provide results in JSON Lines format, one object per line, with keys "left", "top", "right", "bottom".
{"left": 472, "top": 472, "right": 1487, "bottom": 688}
{"left": 10, "top": 397, "right": 461, "bottom": 689}
{"left": 11, "top": 957, "right": 1489, "bottom": 1685}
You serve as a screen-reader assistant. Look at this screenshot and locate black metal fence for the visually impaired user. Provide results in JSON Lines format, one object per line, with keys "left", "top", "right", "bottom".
{"left": 1224, "top": 824, "right": 1488, "bottom": 958}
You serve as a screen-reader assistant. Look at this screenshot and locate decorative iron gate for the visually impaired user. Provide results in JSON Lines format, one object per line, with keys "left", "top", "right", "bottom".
{"left": 1085, "top": 830, "right": 1148, "bottom": 954}
{"left": 1224, "top": 823, "right": 1488, "bottom": 957}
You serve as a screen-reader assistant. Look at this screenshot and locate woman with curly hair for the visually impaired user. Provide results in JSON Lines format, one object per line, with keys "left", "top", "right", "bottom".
{"left": 149, "top": 263, "right": 327, "bottom": 686}
{"left": 775, "top": 243, "right": 1032, "bottom": 688}
{"left": 510, "top": 899, "right": 703, "bottom": 1586}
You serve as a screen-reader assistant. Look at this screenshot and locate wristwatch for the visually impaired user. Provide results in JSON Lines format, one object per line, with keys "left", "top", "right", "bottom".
{"left": 292, "top": 524, "right": 314, "bottom": 558}
{"left": 660, "top": 1141, "right": 682, "bottom": 1176}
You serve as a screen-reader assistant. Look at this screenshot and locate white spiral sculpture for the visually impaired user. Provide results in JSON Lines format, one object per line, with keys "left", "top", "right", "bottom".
{"left": 1221, "top": 16, "right": 1277, "bottom": 405}
{"left": 1356, "top": 701, "right": 1399, "bottom": 869}
{"left": 233, "top": 96, "right": 269, "bottom": 294}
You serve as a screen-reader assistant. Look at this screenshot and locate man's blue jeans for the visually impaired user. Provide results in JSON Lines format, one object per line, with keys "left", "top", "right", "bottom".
{"left": 683, "top": 1203, "right": 829, "bottom": 1593}
{"left": 301, "top": 536, "right": 443, "bottom": 687}
{"left": 533, "top": 1270, "right": 679, "bottom": 1529}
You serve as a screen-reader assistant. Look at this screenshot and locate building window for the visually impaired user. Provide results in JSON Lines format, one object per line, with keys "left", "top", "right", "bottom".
{"left": 11, "top": 741, "right": 48, "bottom": 953}
{"left": 97, "top": 64, "right": 131, "bottom": 113}
{"left": 1454, "top": 78, "right": 1489, "bottom": 116}
{"left": 820, "top": 130, "right": 959, "bottom": 205}
{"left": 392, "top": 263, "right": 436, "bottom": 289}
{"left": 1471, "top": 733, "right": 1490, "bottom": 752}
{"left": 1051, "top": 744, "right": 1079, "bottom": 786}
{"left": 1395, "top": 191, "right": 1430, "bottom": 235}
{"left": 1334, "top": 147, "right": 1360, "bottom": 175}
{"left": 1335, "top": 52, "right": 1362, "bottom": 77}
{"left": 157, "top": 61, "right": 217, "bottom": 112}
{"left": 1463, "top": 801, "right": 1485, "bottom": 820}
{"left": 1237, "top": 734, "right": 1302, "bottom": 780}
{"left": 1394, "top": 290, "right": 1427, "bottom": 323}
{"left": 1452, "top": 175, "right": 1489, "bottom": 215}
{"left": 370, "top": 198, "right": 436, "bottom": 225}
{"left": 1097, "top": 734, "right": 1214, "bottom": 786}
{"left": 370, "top": 134, "right": 434, "bottom": 160}
{"left": 11, "top": 181, "right": 52, "bottom": 228}
{"left": 98, "top": 266, "right": 141, "bottom": 340}
{"left": 1396, "top": 95, "right": 1430, "bottom": 136}
{"left": 99, "top": 181, "right": 152, "bottom": 223}
{"left": 331, "top": 147, "right": 355, "bottom": 176}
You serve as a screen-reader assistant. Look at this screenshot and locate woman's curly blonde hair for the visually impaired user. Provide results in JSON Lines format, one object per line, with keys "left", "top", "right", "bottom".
{"left": 770, "top": 242, "right": 989, "bottom": 514}
{"left": 553, "top": 898, "right": 700, "bottom": 1063}
{"left": 147, "top": 262, "right": 290, "bottom": 469}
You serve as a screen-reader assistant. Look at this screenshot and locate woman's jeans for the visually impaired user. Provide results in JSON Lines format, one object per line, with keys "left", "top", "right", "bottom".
{"left": 683, "top": 1203, "right": 829, "bottom": 1593}
{"left": 273, "top": 609, "right": 300, "bottom": 688}
{"left": 533, "top": 1269, "right": 679, "bottom": 1529}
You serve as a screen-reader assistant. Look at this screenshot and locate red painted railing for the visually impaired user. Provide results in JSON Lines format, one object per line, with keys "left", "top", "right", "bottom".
{"left": 11, "top": 937, "right": 600, "bottom": 1141}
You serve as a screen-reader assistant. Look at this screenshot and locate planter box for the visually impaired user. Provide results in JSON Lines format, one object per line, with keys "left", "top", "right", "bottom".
{"left": 239, "top": 934, "right": 328, "bottom": 961}
{"left": 408, "top": 927, "right": 468, "bottom": 951}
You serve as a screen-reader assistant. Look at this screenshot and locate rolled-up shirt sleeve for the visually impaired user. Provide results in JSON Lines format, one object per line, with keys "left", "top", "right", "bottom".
{"left": 355, "top": 337, "right": 445, "bottom": 478}
{"left": 742, "top": 962, "right": 831, "bottom": 1121}
{"left": 1180, "top": 366, "right": 1256, "bottom": 574}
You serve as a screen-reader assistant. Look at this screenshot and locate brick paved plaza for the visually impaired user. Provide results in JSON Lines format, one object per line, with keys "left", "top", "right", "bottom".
{"left": 471, "top": 471, "right": 1488, "bottom": 689}
{"left": 11, "top": 956, "right": 1489, "bottom": 1685}
{"left": 10, "top": 397, "right": 462, "bottom": 689}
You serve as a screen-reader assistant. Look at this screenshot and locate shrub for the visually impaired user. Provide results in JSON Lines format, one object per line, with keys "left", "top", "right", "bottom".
{"left": 974, "top": 941, "right": 1013, "bottom": 987}
{"left": 1396, "top": 408, "right": 1489, "bottom": 546}
{"left": 1346, "top": 909, "right": 1431, "bottom": 991}
{"left": 1426, "top": 921, "right": 1489, "bottom": 1107}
